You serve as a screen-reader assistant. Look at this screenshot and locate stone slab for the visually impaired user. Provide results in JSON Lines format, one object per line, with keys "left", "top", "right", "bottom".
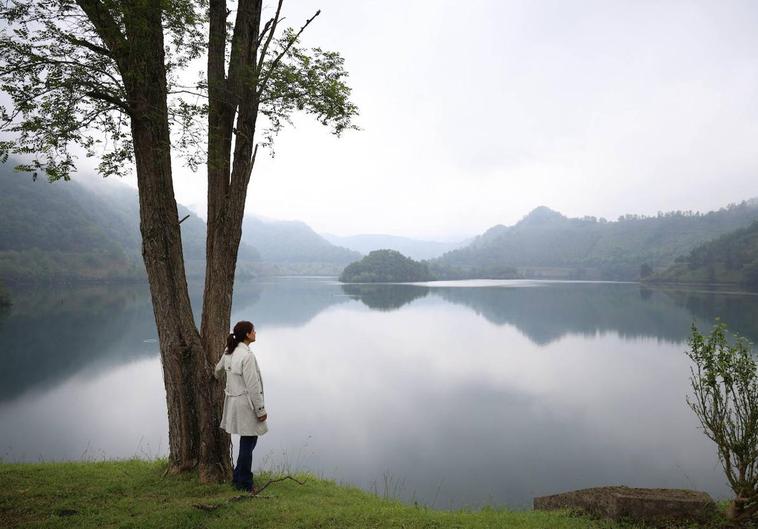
{"left": 533, "top": 486, "right": 717, "bottom": 524}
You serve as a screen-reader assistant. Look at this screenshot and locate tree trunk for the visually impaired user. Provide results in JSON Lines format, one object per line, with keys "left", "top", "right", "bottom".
{"left": 198, "top": 0, "right": 263, "bottom": 482}
{"left": 119, "top": 1, "right": 231, "bottom": 481}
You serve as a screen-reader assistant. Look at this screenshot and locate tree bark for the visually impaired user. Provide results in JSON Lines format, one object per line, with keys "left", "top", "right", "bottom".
{"left": 199, "top": 0, "right": 263, "bottom": 481}
{"left": 116, "top": 0, "right": 230, "bottom": 480}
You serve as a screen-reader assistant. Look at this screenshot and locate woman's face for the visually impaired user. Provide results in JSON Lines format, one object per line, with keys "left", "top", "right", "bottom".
{"left": 246, "top": 327, "right": 256, "bottom": 343}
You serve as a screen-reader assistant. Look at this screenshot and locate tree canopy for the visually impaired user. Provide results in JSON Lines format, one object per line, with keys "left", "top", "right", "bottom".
{"left": 0, "top": 0, "right": 358, "bottom": 181}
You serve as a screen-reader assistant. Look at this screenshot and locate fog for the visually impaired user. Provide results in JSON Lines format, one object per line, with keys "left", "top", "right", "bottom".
{"left": 8, "top": 0, "right": 758, "bottom": 241}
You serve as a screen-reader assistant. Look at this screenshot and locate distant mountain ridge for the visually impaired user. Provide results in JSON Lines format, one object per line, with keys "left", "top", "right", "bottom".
{"left": 242, "top": 217, "right": 360, "bottom": 274}
{"left": 433, "top": 202, "right": 758, "bottom": 281}
{"left": 323, "top": 233, "right": 466, "bottom": 261}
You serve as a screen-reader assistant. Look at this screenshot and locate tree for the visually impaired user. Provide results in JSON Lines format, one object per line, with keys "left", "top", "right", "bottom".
{"left": 686, "top": 322, "right": 758, "bottom": 521}
{"left": 0, "top": 0, "right": 357, "bottom": 482}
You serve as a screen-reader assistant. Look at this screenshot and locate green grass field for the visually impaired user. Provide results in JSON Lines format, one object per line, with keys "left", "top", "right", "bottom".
{"left": 0, "top": 459, "right": 725, "bottom": 529}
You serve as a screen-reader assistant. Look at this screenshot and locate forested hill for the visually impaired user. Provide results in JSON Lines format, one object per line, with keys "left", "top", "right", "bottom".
{"left": 0, "top": 165, "right": 254, "bottom": 282}
{"left": 650, "top": 220, "right": 758, "bottom": 290}
{"left": 433, "top": 203, "right": 758, "bottom": 281}
{"left": 0, "top": 163, "right": 359, "bottom": 281}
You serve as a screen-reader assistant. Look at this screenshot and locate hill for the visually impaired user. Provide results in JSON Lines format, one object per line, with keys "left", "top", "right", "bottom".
{"left": 433, "top": 203, "right": 758, "bottom": 280}
{"left": 0, "top": 163, "right": 257, "bottom": 281}
{"left": 242, "top": 216, "right": 360, "bottom": 274}
{"left": 339, "top": 250, "right": 433, "bottom": 283}
{"left": 323, "top": 233, "right": 465, "bottom": 260}
{"left": 650, "top": 220, "right": 758, "bottom": 290}
{"left": 0, "top": 162, "right": 363, "bottom": 281}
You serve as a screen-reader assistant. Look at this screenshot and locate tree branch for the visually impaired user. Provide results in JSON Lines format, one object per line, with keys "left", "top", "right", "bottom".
{"left": 256, "top": 17, "right": 274, "bottom": 48}
{"left": 84, "top": 89, "right": 130, "bottom": 113}
{"left": 62, "top": 33, "right": 112, "bottom": 57}
{"left": 74, "top": 0, "right": 127, "bottom": 60}
{"left": 255, "top": 0, "right": 284, "bottom": 75}
{"left": 191, "top": 475, "right": 306, "bottom": 511}
{"left": 168, "top": 90, "right": 209, "bottom": 99}
{"left": 256, "top": 9, "right": 320, "bottom": 98}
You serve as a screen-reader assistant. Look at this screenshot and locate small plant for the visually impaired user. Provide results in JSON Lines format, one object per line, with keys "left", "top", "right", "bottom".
{"left": 686, "top": 322, "right": 758, "bottom": 522}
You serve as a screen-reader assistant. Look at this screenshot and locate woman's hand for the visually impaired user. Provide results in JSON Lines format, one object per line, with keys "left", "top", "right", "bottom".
{"left": 257, "top": 414, "right": 267, "bottom": 422}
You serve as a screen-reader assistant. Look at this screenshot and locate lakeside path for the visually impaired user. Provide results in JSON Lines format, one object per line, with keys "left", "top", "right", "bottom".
{"left": 0, "top": 460, "right": 661, "bottom": 529}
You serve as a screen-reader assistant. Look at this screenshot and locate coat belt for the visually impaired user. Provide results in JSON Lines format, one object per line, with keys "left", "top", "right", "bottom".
{"left": 224, "top": 389, "right": 257, "bottom": 416}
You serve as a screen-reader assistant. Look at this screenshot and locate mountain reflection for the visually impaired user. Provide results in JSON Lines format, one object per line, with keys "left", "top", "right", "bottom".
{"left": 434, "top": 283, "right": 699, "bottom": 345}
{"left": 664, "top": 289, "right": 758, "bottom": 342}
{"left": 341, "top": 281, "right": 758, "bottom": 345}
{"left": 233, "top": 278, "right": 347, "bottom": 327}
{"left": 0, "top": 278, "right": 348, "bottom": 402}
{"left": 2, "top": 278, "right": 756, "bottom": 403}
{"left": 0, "top": 283, "right": 158, "bottom": 402}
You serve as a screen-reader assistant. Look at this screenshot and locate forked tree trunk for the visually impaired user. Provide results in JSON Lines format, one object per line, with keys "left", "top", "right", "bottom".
{"left": 80, "top": 0, "right": 264, "bottom": 482}
{"left": 117, "top": 1, "right": 231, "bottom": 481}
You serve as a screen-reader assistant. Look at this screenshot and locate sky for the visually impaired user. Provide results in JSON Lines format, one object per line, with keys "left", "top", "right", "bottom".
{"left": 21, "top": 0, "right": 758, "bottom": 240}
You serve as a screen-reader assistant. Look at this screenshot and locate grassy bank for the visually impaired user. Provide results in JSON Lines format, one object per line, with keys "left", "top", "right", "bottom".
{"left": 0, "top": 459, "right": 668, "bottom": 529}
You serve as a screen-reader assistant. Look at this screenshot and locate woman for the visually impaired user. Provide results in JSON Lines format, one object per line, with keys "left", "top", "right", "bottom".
{"left": 214, "top": 320, "right": 268, "bottom": 492}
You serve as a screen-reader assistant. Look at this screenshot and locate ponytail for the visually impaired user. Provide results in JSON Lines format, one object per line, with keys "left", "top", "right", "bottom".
{"left": 225, "top": 320, "right": 254, "bottom": 354}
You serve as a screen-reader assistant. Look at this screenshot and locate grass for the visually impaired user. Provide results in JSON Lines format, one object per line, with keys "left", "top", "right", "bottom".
{"left": 0, "top": 459, "right": 717, "bottom": 529}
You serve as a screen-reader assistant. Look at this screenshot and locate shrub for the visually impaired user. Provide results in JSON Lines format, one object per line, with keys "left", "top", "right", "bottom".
{"left": 686, "top": 322, "right": 758, "bottom": 521}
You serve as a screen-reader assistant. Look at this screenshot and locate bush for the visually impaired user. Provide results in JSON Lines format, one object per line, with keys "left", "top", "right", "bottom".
{"left": 686, "top": 322, "right": 758, "bottom": 521}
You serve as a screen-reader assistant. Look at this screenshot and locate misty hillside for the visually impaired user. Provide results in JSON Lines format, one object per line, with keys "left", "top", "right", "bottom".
{"left": 0, "top": 165, "right": 256, "bottom": 281}
{"left": 650, "top": 220, "right": 758, "bottom": 290}
{"left": 323, "top": 233, "right": 465, "bottom": 260}
{"left": 242, "top": 217, "right": 360, "bottom": 273}
{"left": 433, "top": 203, "right": 758, "bottom": 280}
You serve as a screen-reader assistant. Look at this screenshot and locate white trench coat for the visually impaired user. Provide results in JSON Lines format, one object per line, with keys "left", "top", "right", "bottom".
{"left": 214, "top": 342, "right": 268, "bottom": 436}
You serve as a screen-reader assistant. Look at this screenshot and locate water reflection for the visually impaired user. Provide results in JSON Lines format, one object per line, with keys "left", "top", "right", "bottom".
{"left": 1, "top": 278, "right": 753, "bottom": 508}
{"left": 341, "top": 284, "right": 430, "bottom": 311}
{"left": 235, "top": 278, "right": 347, "bottom": 327}
{"left": 341, "top": 281, "right": 758, "bottom": 345}
{"left": 0, "top": 278, "right": 348, "bottom": 402}
{"left": 0, "top": 283, "right": 158, "bottom": 402}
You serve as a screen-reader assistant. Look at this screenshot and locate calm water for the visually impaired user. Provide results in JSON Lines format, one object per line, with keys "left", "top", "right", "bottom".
{"left": 2, "top": 278, "right": 756, "bottom": 508}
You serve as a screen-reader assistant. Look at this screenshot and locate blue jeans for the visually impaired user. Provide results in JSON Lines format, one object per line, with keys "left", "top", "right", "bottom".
{"left": 233, "top": 435, "right": 258, "bottom": 491}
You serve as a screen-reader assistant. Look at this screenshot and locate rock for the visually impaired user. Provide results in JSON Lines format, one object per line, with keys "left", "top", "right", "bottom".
{"left": 533, "top": 486, "right": 717, "bottom": 524}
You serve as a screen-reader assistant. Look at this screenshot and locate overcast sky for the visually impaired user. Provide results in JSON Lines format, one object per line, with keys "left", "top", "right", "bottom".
{"left": 53, "top": 1, "right": 758, "bottom": 239}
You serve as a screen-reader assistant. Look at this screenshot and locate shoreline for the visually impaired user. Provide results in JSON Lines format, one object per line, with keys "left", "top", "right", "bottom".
{"left": 0, "top": 459, "right": 687, "bottom": 528}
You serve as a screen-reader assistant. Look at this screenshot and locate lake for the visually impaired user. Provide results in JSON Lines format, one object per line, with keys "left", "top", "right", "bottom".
{"left": 1, "top": 277, "right": 754, "bottom": 508}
